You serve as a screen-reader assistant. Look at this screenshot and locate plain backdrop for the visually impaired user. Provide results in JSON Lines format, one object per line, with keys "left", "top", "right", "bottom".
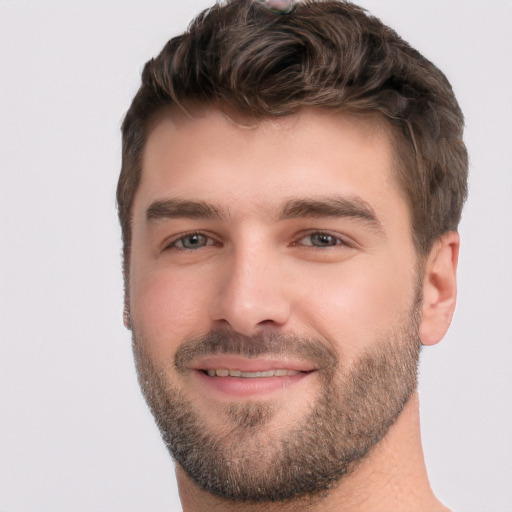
{"left": 1, "top": 1, "right": 511, "bottom": 511}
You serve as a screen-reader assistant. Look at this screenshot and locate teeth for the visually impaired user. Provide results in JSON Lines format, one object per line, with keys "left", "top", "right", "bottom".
{"left": 205, "top": 369, "right": 300, "bottom": 378}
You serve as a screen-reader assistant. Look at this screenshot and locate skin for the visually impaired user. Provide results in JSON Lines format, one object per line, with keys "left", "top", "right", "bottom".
{"left": 128, "top": 107, "right": 459, "bottom": 511}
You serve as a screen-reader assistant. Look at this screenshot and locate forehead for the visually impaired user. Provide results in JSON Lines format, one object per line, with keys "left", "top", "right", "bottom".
{"left": 128, "top": 109, "right": 418, "bottom": 253}
{"left": 137, "top": 107, "right": 402, "bottom": 210}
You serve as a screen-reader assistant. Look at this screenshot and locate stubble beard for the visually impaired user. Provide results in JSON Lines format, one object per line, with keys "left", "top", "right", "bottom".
{"left": 132, "top": 302, "right": 422, "bottom": 504}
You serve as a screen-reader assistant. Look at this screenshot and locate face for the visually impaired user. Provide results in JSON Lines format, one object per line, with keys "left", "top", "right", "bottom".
{"left": 128, "top": 108, "right": 422, "bottom": 501}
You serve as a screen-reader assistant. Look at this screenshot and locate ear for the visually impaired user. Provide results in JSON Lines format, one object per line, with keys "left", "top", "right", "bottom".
{"left": 419, "top": 231, "right": 460, "bottom": 346}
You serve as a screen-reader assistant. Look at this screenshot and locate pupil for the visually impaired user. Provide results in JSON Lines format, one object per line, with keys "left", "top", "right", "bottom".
{"left": 314, "top": 234, "right": 333, "bottom": 246}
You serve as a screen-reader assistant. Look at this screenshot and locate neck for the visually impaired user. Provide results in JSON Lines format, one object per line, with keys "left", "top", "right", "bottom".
{"left": 177, "top": 392, "right": 449, "bottom": 512}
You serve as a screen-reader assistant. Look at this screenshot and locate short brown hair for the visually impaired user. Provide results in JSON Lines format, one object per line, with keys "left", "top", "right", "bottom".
{"left": 118, "top": 0, "right": 468, "bottom": 289}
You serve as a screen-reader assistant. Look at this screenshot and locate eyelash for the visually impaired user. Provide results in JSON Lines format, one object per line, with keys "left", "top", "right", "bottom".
{"left": 164, "top": 230, "right": 350, "bottom": 251}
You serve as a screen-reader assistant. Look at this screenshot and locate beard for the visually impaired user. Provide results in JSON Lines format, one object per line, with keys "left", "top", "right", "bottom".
{"left": 132, "top": 301, "right": 422, "bottom": 504}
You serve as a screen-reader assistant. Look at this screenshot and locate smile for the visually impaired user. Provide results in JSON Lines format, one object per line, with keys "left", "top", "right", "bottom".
{"left": 204, "top": 369, "right": 301, "bottom": 377}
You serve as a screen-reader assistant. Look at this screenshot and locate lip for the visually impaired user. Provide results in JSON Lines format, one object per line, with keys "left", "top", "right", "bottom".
{"left": 190, "top": 355, "right": 317, "bottom": 373}
{"left": 189, "top": 356, "right": 317, "bottom": 399}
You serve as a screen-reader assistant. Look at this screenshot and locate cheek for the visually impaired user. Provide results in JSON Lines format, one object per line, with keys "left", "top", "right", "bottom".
{"left": 129, "top": 267, "right": 213, "bottom": 360}
{"left": 296, "top": 255, "right": 416, "bottom": 356}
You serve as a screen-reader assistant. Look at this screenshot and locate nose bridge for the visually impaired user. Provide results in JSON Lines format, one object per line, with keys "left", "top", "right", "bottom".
{"left": 210, "top": 236, "right": 290, "bottom": 335}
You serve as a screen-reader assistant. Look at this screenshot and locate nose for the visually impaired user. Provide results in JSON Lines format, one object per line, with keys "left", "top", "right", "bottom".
{"left": 209, "top": 245, "right": 291, "bottom": 337}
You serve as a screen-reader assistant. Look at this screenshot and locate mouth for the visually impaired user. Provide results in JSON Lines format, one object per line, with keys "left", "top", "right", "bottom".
{"left": 203, "top": 368, "right": 302, "bottom": 378}
{"left": 190, "top": 356, "right": 316, "bottom": 398}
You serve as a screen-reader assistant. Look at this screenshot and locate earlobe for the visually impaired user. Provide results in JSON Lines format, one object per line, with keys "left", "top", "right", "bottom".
{"left": 419, "top": 231, "right": 460, "bottom": 346}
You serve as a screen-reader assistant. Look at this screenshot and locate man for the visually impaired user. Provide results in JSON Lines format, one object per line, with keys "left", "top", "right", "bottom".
{"left": 117, "top": 0, "right": 467, "bottom": 510}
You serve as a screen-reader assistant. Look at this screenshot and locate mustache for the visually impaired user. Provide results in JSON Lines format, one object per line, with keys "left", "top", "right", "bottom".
{"left": 174, "top": 329, "right": 338, "bottom": 374}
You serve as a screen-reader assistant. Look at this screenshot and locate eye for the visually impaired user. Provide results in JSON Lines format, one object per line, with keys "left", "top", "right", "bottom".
{"left": 167, "top": 232, "right": 215, "bottom": 250}
{"left": 296, "top": 232, "right": 345, "bottom": 248}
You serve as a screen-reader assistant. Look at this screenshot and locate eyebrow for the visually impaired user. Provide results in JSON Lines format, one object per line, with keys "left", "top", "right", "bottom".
{"left": 145, "top": 196, "right": 383, "bottom": 232}
{"left": 146, "top": 199, "right": 225, "bottom": 221}
{"left": 279, "top": 197, "right": 383, "bottom": 231}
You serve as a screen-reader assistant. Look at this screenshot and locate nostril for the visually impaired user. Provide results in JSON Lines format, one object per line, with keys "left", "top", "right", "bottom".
{"left": 258, "top": 319, "right": 279, "bottom": 326}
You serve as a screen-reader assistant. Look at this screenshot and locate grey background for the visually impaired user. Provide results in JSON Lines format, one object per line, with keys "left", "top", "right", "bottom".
{"left": 1, "top": 1, "right": 511, "bottom": 510}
